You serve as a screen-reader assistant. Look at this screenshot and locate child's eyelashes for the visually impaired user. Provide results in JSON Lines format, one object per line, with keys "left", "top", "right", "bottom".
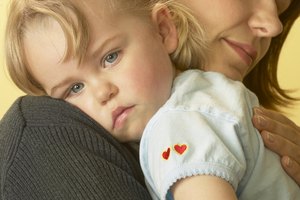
{"left": 61, "top": 50, "right": 122, "bottom": 99}
{"left": 105, "top": 52, "right": 118, "bottom": 63}
{"left": 102, "top": 50, "right": 121, "bottom": 68}
{"left": 65, "top": 82, "right": 85, "bottom": 98}
{"left": 71, "top": 83, "right": 84, "bottom": 93}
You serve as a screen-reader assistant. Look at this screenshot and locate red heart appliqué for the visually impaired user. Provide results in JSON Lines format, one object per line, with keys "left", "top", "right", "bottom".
{"left": 174, "top": 144, "right": 187, "bottom": 155}
{"left": 162, "top": 147, "right": 171, "bottom": 160}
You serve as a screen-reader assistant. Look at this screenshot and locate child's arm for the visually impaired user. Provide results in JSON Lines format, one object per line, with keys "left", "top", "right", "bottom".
{"left": 140, "top": 108, "right": 245, "bottom": 199}
{"left": 171, "top": 175, "right": 237, "bottom": 200}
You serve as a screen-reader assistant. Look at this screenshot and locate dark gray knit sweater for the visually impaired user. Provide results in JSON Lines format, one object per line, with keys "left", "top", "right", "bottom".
{"left": 0, "top": 96, "right": 151, "bottom": 200}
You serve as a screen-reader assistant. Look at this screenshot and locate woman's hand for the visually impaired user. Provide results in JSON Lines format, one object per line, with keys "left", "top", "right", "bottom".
{"left": 252, "top": 107, "right": 300, "bottom": 186}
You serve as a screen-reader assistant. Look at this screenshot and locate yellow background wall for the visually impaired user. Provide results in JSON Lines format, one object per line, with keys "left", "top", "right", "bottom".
{"left": 278, "top": 18, "right": 300, "bottom": 125}
{"left": 1, "top": 0, "right": 300, "bottom": 125}
{"left": 1, "top": 0, "right": 25, "bottom": 119}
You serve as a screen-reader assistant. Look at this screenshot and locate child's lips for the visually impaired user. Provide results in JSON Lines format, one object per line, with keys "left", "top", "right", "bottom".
{"left": 112, "top": 106, "right": 134, "bottom": 130}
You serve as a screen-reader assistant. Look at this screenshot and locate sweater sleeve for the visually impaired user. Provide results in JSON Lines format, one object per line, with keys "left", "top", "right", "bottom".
{"left": 0, "top": 96, "right": 151, "bottom": 200}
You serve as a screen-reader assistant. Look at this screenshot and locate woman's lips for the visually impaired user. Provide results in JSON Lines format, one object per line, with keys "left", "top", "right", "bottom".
{"left": 224, "top": 39, "right": 257, "bottom": 66}
{"left": 112, "top": 106, "right": 134, "bottom": 130}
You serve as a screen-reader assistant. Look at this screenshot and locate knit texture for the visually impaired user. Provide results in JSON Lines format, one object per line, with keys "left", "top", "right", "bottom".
{"left": 0, "top": 96, "right": 151, "bottom": 200}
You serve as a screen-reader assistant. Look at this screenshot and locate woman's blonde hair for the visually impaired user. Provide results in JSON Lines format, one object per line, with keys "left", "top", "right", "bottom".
{"left": 5, "top": 0, "right": 206, "bottom": 96}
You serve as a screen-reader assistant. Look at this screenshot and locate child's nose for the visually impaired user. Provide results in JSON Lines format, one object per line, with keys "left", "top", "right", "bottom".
{"left": 94, "top": 81, "right": 118, "bottom": 106}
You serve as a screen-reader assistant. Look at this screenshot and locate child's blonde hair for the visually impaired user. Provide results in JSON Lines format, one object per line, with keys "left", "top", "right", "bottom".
{"left": 5, "top": 0, "right": 206, "bottom": 96}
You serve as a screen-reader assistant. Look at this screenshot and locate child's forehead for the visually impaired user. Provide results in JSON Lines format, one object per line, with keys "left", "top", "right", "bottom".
{"left": 75, "top": 0, "right": 124, "bottom": 16}
{"left": 74, "top": 0, "right": 149, "bottom": 19}
{"left": 24, "top": 0, "right": 151, "bottom": 63}
{"left": 24, "top": 18, "right": 66, "bottom": 62}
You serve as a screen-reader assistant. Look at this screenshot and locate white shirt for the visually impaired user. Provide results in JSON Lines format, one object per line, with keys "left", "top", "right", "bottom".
{"left": 140, "top": 70, "right": 300, "bottom": 200}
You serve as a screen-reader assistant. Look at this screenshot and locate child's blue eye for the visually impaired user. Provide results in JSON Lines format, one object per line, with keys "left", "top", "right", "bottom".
{"left": 70, "top": 83, "right": 84, "bottom": 94}
{"left": 104, "top": 52, "right": 119, "bottom": 65}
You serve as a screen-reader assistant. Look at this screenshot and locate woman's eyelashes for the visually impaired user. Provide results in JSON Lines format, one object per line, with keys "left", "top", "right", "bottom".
{"left": 277, "top": 0, "right": 291, "bottom": 14}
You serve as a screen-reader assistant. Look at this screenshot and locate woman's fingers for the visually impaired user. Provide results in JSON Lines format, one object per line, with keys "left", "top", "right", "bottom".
{"left": 261, "top": 131, "right": 300, "bottom": 162}
{"left": 281, "top": 156, "right": 300, "bottom": 186}
{"left": 253, "top": 107, "right": 300, "bottom": 186}
{"left": 254, "top": 107, "right": 297, "bottom": 126}
{"left": 261, "top": 131, "right": 300, "bottom": 185}
{"left": 252, "top": 107, "right": 300, "bottom": 146}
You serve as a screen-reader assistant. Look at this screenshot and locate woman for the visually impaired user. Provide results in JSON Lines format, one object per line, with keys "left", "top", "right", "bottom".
{"left": 178, "top": 0, "right": 300, "bottom": 186}
{"left": 0, "top": 0, "right": 299, "bottom": 199}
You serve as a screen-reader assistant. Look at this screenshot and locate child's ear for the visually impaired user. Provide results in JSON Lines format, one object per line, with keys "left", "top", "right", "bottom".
{"left": 152, "top": 4, "right": 178, "bottom": 54}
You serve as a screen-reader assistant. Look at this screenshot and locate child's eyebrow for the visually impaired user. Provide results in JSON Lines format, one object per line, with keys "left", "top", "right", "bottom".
{"left": 88, "top": 34, "right": 123, "bottom": 60}
{"left": 49, "top": 77, "right": 74, "bottom": 98}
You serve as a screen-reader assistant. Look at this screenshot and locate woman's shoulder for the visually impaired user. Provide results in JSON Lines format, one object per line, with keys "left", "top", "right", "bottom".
{"left": 0, "top": 95, "right": 151, "bottom": 200}
{"left": 0, "top": 95, "right": 124, "bottom": 158}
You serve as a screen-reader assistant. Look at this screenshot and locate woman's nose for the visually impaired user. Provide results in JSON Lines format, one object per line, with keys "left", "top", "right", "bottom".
{"left": 248, "top": 1, "right": 283, "bottom": 37}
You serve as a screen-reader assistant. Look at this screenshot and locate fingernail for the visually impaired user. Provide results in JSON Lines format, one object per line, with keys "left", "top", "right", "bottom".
{"left": 266, "top": 132, "right": 274, "bottom": 143}
{"left": 253, "top": 107, "right": 263, "bottom": 115}
{"left": 257, "top": 116, "right": 266, "bottom": 127}
{"left": 284, "top": 157, "right": 293, "bottom": 168}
